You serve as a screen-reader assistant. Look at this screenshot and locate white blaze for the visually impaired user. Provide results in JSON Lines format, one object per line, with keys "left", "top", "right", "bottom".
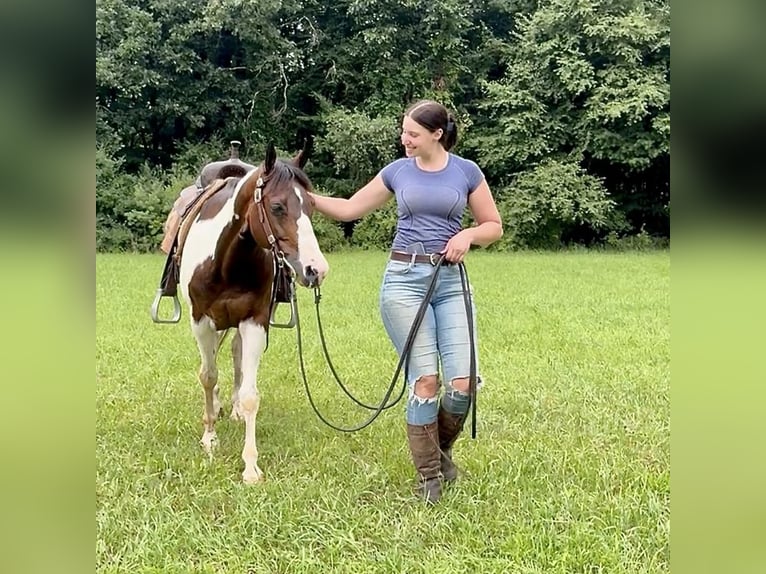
{"left": 294, "top": 186, "right": 329, "bottom": 283}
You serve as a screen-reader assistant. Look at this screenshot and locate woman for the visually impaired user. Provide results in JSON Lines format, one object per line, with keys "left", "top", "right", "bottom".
{"left": 310, "top": 100, "right": 503, "bottom": 503}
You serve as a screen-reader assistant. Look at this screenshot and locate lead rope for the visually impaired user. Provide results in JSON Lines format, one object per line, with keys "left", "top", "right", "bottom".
{"left": 312, "top": 288, "right": 403, "bottom": 411}
{"left": 459, "top": 262, "right": 478, "bottom": 439}
{"left": 296, "top": 258, "right": 478, "bottom": 437}
{"left": 295, "top": 257, "right": 446, "bottom": 432}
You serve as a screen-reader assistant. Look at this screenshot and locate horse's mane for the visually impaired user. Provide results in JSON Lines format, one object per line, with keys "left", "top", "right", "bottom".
{"left": 268, "top": 160, "right": 313, "bottom": 192}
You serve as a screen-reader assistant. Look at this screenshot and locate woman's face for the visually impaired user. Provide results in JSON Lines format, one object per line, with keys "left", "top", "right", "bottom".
{"left": 401, "top": 115, "right": 442, "bottom": 157}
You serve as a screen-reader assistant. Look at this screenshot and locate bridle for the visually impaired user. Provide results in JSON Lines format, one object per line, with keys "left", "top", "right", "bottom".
{"left": 250, "top": 171, "right": 300, "bottom": 330}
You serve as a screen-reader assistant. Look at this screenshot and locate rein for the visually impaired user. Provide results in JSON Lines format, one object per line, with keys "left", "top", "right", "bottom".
{"left": 250, "top": 174, "right": 478, "bottom": 437}
{"left": 292, "top": 257, "right": 479, "bottom": 438}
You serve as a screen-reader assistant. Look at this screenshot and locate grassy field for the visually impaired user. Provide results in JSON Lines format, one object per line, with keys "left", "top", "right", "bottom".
{"left": 96, "top": 250, "right": 669, "bottom": 574}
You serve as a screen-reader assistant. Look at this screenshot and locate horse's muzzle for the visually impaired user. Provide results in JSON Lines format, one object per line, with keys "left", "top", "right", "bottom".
{"left": 304, "top": 265, "right": 320, "bottom": 288}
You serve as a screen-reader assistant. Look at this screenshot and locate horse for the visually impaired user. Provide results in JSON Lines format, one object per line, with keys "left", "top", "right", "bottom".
{"left": 178, "top": 142, "right": 329, "bottom": 484}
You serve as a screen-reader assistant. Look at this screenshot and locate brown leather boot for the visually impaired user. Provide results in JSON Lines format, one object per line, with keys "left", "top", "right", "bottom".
{"left": 438, "top": 406, "right": 466, "bottom": 483}
{"left": 406, "top": 422, "right": 443, "bottom": 504}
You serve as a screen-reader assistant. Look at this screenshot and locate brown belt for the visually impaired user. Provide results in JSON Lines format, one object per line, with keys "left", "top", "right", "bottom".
{"left": 389, "top": 250, "right": 443, "bottom": 265}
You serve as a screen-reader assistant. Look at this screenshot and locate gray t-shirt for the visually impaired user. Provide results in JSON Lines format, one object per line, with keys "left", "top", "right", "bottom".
{"left": 380, "top": 153, "right": 484, "bottom": 253}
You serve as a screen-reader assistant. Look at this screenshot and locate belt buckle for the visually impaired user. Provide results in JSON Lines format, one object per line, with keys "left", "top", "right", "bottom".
{"left": 429, "top": 253, "right": 440, "bottom": 266}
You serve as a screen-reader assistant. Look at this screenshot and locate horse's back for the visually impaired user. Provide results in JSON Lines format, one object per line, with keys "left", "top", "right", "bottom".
{"left": 179, "top": 177, "right": 243, "bottom": 303}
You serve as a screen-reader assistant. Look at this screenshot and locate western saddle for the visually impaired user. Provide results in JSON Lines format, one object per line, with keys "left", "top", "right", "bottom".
{"left": 151, "top": 141, "right": 256, "bottom": 323}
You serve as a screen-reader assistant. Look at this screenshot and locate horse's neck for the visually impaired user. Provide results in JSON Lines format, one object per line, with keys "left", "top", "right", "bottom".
{"left": 216, "top": 223, "right": 273, "bottom": 287}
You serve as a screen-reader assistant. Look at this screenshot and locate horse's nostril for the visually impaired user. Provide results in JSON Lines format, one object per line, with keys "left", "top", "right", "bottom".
{"left": 305, "top": 266, "right": 318, "bottom": 284}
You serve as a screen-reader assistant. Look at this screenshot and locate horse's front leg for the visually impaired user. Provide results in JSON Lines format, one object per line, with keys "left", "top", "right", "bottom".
{"left": 230, "top": 330, "right": 244, "bottom": 421}
{"left": 191, "top": 316, "right": 222, "bottom": 457}
{"left": 236, "top": 318, "right": 268, "bottom": 484}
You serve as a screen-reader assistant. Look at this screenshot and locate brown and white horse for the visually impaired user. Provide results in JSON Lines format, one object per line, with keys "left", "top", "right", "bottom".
{"left": 179, "top": 143, "right": 329, "bottom": 484}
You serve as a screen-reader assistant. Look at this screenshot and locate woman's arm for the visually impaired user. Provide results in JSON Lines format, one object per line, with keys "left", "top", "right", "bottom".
{"left": 442, "top": 179, "right": 503, "bottom": 262}
{"left": 464, "top": 179, "right": 503, "bottom": 247}
{"left": 310, "top": 174, "right": 392, "bottom": 222}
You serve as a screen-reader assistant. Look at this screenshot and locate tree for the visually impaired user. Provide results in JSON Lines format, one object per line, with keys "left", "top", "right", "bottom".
{"left": 96, "top": 0, "right": 670, "bottom": 251}
{"left": 470, "top": 0, "right": 670, "bottom": 239}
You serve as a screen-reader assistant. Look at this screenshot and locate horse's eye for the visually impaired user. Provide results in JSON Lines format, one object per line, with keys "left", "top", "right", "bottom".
{"left": 270, "top": 203, "right": 286, "bottom": 216}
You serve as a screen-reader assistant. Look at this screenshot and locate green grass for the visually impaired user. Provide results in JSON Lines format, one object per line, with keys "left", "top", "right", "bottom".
{"left": 96, "top": 250, "right": 669, "bottom": 574}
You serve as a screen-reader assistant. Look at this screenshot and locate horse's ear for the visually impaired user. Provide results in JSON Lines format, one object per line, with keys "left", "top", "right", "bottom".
{"left": 293, "top": 137, "right": 312, "bottom": 169}
{"left": 264, "top": 142, "right": 277, "bottom": 174}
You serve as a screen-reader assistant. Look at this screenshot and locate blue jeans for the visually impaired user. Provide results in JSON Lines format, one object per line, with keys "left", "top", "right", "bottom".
{"left": 379, "top": 259, "right": 481, "bottom": 425}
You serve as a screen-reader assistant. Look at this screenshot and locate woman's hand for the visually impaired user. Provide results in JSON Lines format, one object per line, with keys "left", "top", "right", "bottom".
{"left": 442, "top": 229, "right": 474, "bottom": 263}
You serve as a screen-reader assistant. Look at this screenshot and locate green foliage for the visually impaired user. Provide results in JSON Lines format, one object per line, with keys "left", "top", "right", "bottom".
{"left": 470, "top": 0, "right": 670, "bottom": 235}
{"left": 350, "top": 201, "right": 399, "bottom": 249}
{"left": 309, "top": 213, "right": 349, "bottom": 252}
{"left": 474, "top": 0, "right": 669, "bottom": 170}
{"left": 170, "top": 141, "right": 236, "bottom": 177}
{"left": 96, "top": 141, "right": 348, "bottom": 253}
{"left": 96, "top": 0, "right": 670, "bottom": 251}
{"left": 494, "top": 159, "right": 620, "bottom": 249}
{"left": 97, "top": 144, "right": 187, "bottom": 252}
{"left": 315, "top": 107, "right": 400, "bottom": 193}
{"left": 603, "top": 226, "right": 669, "bottom": 251}
{"left": 97, "top": 0, "right": 317, "bottom": 169}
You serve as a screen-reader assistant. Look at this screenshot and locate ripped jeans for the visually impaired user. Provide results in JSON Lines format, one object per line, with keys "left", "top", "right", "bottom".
{"left": 379, "top": 257, "right": 482, "bottom": 425}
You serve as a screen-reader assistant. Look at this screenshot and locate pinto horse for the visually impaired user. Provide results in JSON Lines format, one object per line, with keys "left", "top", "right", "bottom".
{"left": 178, "top": 143, "right": 329, "bottom": 484}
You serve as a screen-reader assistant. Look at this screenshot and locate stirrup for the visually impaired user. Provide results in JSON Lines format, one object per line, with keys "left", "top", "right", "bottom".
{"left": 150, "top": 288, "right": 182, "bottom": 323}
{"left": 269, "top": 296, "right": 297, "bottom": 328}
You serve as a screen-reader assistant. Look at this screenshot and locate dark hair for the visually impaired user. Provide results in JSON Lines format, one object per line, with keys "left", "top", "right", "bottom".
{"left": 404, "top": 100, "right": 458, "bottom": 151}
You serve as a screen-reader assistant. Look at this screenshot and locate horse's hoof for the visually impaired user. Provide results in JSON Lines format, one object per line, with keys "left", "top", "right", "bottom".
{"left": 230, "top": 404, "right": 244, "bottom": 421}
{"left": 200, "top": 432, "right": 218, "bottom": 457}
{"left": 242, "top": 468, "right": 264, "bottom": 484}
